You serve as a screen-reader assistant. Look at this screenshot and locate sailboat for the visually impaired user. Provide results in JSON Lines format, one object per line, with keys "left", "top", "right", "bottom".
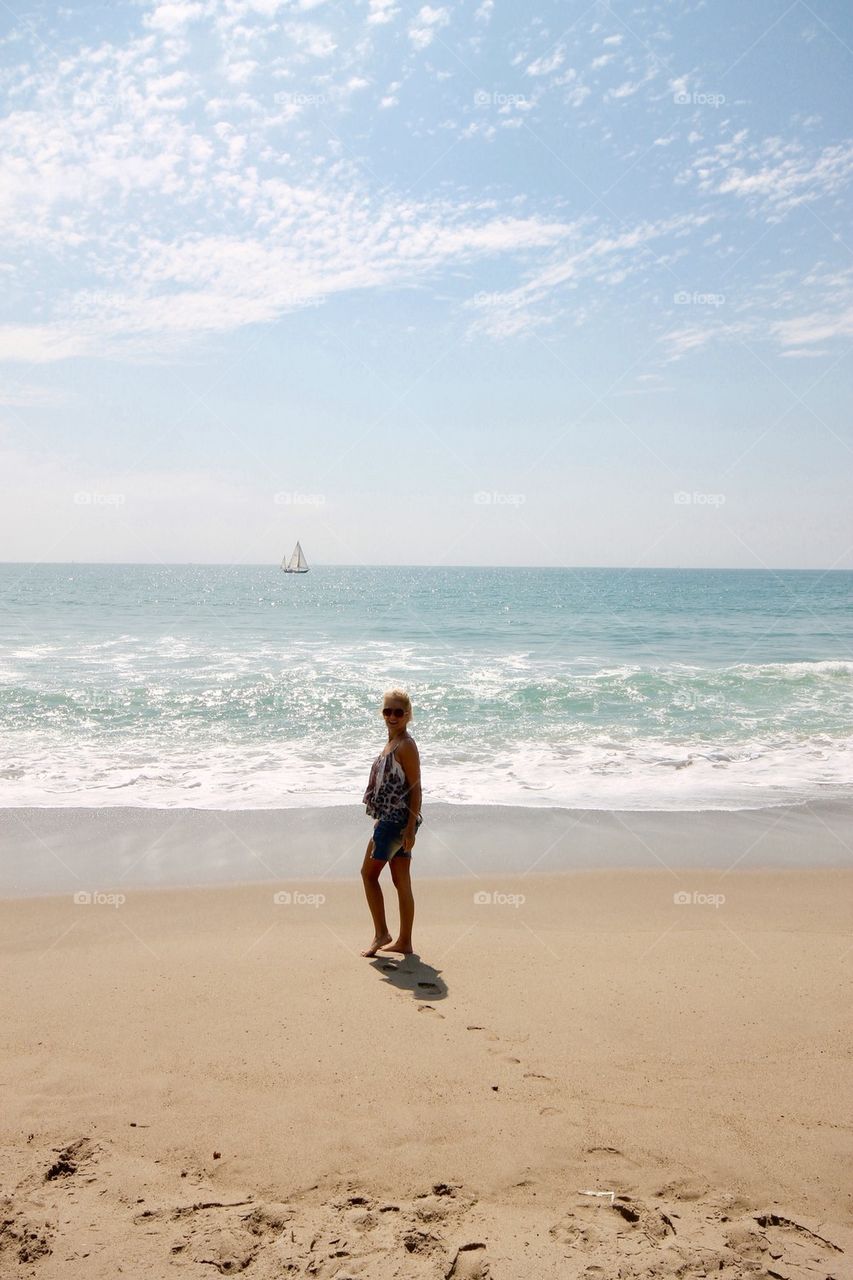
{"left": 281, "top": 541, "right": 309, "bottom": 573}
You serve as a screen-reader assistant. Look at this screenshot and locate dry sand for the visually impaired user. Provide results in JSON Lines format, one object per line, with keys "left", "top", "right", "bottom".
{"left": 1, "top": 865, "right": 852, "bottom": 1277}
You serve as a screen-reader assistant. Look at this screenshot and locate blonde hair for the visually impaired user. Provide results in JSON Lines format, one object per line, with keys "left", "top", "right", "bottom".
{"left": 382, "top": 688, "right": 413, "bottom": 722}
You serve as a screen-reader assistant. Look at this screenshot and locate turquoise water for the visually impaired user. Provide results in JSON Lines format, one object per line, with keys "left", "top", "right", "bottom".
{"left": 1, "top": 564, "right": 851, "bottom": 810}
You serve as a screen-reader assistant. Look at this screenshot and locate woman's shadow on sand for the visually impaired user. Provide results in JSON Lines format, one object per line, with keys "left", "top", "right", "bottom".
{"left": 368, "top": 953, "right": 447, "bottom": 1001}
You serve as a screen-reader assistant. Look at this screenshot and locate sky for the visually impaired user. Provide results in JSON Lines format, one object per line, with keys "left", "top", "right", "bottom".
{"left": 0, "top": 0, "right": 852, "bottom": 569}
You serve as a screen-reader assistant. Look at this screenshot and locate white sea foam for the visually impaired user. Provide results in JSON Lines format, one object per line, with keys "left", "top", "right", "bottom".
{"left": 1, "top": 732, "right": 851, "bottom": 811}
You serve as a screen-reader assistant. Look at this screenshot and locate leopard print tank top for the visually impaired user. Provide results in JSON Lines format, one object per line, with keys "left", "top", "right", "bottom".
{"left": 363, "top": 737, "right": 419, "bottom": 824}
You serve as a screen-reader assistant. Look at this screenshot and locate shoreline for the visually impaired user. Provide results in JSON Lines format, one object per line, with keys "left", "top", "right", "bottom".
{"left": 1, "top": 798, "right": 851, "bottom": 899}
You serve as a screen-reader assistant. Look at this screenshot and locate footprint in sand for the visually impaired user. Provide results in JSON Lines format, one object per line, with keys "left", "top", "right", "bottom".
{"left": 550, "top": 1194, "right": 676, "bottom": 1259}
{"left": 653, "top": 1176, "right": 708, "bottom": 1202}
{"left": 465, "top": 1026, "right": 556, "bottom": 1086}
{"left": 402, "top": 1228, "right": 443, "bottom": 1257}
{"left": 585, "top": 1146, "right": 640, "bottom": 1167}
{"left": 165, "top": 1204, "right": 290, "bottom": 1275}
{"left": 45, "top": 1137, "right": 97, "bottom": 1181}
{"left": 0, "top": 1212, "right": 53, "bottom": 1263}
{"left": 446, "top": 1241, "right": 488, "bottom": 1278}
{"left": 752, "top": 1211, "right": 844, "bottom": 1263}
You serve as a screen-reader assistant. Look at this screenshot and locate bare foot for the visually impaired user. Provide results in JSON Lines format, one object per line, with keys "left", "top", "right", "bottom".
{"left": 361, "top": 931, "right": 392, "bottom": 957}
{"left": 384, "top": 939, "right": 413, "bottom": 955}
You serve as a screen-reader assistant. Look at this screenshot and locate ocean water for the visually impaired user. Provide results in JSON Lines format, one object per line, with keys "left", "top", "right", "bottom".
{"left": 0, "top": 564, "right": 851, "bottom": 812}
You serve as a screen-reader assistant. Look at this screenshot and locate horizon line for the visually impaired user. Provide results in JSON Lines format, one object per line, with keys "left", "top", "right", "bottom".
{"left": 1, "top": 562, "right": 851, "bottom": 573}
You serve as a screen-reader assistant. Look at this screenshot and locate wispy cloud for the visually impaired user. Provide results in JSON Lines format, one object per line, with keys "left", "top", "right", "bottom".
{"left": 526, "top": 45, "right": 565, "bottom": 77}
{"left": 367, "top": 0, "right": 399, "bottom": 25}
{"left": 0, "top": 0, "right": 851, "bottom": 377}
{"left": 680, "top": 136, "right": 853, "bottom": 221}
{"left": 466, "top": 215, "right": 708, "bottom": 339}
{"left": 408, "top": 5, "right": 450, "bottom": 51}
{"left": 772, "top": 306, "right": 853, "bottom": 348}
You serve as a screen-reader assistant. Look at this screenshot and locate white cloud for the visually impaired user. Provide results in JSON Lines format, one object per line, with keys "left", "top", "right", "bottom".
{"left": 2, "top": 163, "right": 577, "bottom": 355}
{"left": 467, "top": 215, "right": 707, "bottom": 339}
{"left": 608, "top": 80, "right": 642, "bottom": 99}
{"left": 526, "top": 46, "right": 564, "bottom": 76}
{"left": 659, "top": 325, "right": 718, "bottom": 362}
{"left": 565, "top": 84, "right": 591, "bottom": 108}
{"left": 146, "top": 1, "right": 204, "bottom": 32}
{"left": 146, "top": 70, "right": 189, "bottom": 95}
{"left": 367, "top": 0, "right": 399, "bottom": 25}
{"left": 408, "top": 5, "right": 450, "bottom": 51}
{"left": 772, "top": 307, "right": 853, "bottom": 347}
{"left": 682, "top": 138, "right": 853, "bottom": 221}
{"left": 224, "top": 58, "right": 257, "bottom": 85}
{"left": 0, "top": 326, "right": 94, "bottom": 363}
{"left": 283, "top": 21, "right": 337, "bottom": 57}
{"left": 379, "top": 78, "right": 401, "bottom": 108}
{"left": 239, "top": 0, "right": 290, "bottom": 14}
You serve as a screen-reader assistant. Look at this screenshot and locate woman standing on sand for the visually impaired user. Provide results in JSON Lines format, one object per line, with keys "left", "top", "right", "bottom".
{"left": 360, "top": 689, "right": 422, "bottom": 958}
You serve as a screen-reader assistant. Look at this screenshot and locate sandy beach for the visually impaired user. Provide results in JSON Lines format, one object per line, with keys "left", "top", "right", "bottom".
{"left": 2, "top": 854, "right": 851, "bottom": 1277}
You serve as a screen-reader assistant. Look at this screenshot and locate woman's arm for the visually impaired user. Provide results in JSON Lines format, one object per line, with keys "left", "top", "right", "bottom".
{"left": 396, "top": 740, "right": 421, "bottom": 850}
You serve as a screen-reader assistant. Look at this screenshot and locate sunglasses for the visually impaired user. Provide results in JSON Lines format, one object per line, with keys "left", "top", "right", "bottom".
{"left": 382, "top": 708, "right": 406, "bottom": 718}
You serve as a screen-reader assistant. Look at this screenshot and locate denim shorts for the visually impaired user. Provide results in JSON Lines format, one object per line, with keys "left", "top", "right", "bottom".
{"left": 371, "top": 818, "right": 411, "bottom": 862}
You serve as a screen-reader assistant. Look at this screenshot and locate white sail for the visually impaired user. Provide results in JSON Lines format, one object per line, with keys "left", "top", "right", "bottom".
{"left": 282, "top": 541, "right": 309, "bottom": 572}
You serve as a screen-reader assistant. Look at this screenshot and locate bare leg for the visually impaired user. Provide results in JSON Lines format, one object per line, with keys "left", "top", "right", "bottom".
{"left": 361, "top": 845, "right": 392, "bottom": 956}
{"left": 387, "top": 855, "right": 414, "bottom": 954}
